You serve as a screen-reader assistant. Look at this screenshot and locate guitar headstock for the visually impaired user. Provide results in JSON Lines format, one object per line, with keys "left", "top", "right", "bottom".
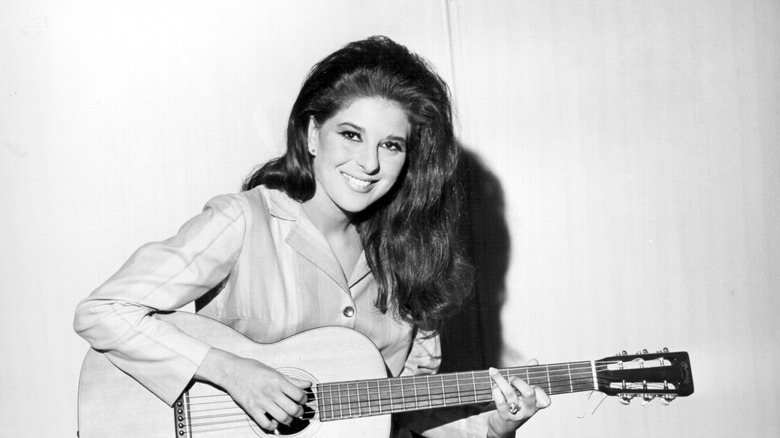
{"left": 596, "top": 348, "right": 694, "bottom": 405}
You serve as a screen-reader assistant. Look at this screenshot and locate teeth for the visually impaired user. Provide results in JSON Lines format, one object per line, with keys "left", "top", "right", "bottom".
{"left": 343, "top": 173, "right": 370, "bottom": 188}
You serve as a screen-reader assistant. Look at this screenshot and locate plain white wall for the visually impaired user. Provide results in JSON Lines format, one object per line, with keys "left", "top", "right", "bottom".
{"left": 2, "top": 0, "right": 778, "bottom": 436}
{"left": 446, "top": 1, "right": 780, "bottom": 436}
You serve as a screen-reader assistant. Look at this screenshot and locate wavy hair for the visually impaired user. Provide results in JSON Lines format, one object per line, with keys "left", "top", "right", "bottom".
{"left": 243, "top": 36, "right": 473, "bottom": 331}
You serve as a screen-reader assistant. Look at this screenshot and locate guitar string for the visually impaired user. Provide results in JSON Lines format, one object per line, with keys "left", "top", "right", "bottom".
{"left": 185, "top": 371, "right": 601, "bottom": 412}
{"left": 180, "top": 375, "right": 671, "bottom": 434}
{"left": 185, "top": 364, "right": 651, "bottom": 412}
{"left": 185, "top": 362, "right": 614, "bottom": 405}
{"left": 182, "top": 383, "right": 586, "bottom": 434}
{"left": 186, "top": 362, "right": 613, "bottom": 402}
{"left": 184, "top": 373, "right": 597, "bottom": 414}
{"left": 295, "top": 360, "right": 659, "bottom": 396}
{"left": 185, "top": 376, "right": 616, "bottom": 423}
{"left": 185, "top": 370, "right": 661, "bottom": 412}
{"left": 180, "top": 363, "right": 673, "bottom": 433}
{"left": 181, "top": 381, "right": 672, "bottom": 436}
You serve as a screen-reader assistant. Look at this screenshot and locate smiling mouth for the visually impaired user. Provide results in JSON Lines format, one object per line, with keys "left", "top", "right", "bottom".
{"left": 342, "top": 172, "right": 372, "bottom": 189}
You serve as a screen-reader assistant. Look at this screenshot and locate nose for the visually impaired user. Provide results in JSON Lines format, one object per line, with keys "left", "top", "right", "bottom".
{"left": 356, "top": 144, "right": 380, "bottom": 174}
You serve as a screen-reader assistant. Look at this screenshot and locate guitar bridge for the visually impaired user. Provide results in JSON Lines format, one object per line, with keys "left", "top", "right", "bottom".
{"left": 173, "top": 393, "right": 191, "bottom": 437}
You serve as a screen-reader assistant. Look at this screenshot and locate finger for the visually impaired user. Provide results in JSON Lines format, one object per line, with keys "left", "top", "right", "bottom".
{"left": 526, "top": 358, "right": 539, "bottom": 366}
{"left": 491, "top": 380, "right": 509, "bottom": 414}
{"left": 283, "top": 379, "right": 312, "bottom": 405}
{"left": 509, "top": 377, "right": 541, "bottom": 415}
{"left": 248, "top": 409, "right": 277, "bottom": 431}
{"left": 508, "top": 373, "right": 535, "bottom": 400}
{"left": 489, "top": 368, "right": 519, "bottom": 404}
{"left": 274, "top": 393, "right": 306, "bottom": 419}
{"left": 534, "top": 385, "right": 552, "bottom": 409}
{"left": 264, "top": 402, "right": 294, "bottom": 427}
{"left": 289, "top": 376, "right": 313, "bottom": 389}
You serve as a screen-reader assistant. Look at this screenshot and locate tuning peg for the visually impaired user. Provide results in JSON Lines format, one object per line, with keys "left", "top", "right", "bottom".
{"left": 641, "top": 394, "right": 656, "bottom": 405}
{"left": 661, "top": 394, "right": 677, "bottom": 406}
{"left": 621, "top": 350, "right": 628, "bottom": 356}
{"left": 619, "top": 394, "right": 635, "bottom": 405}
{"left": 663, "top": 347, "right": 669, "bottom": 352}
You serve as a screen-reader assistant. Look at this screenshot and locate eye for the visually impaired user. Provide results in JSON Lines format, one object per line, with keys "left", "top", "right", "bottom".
{"left": 381, "top": 141, "right": 407, "bottom": 153}
{"left": 339, "top": 131, "right": 361, "bottom": 142}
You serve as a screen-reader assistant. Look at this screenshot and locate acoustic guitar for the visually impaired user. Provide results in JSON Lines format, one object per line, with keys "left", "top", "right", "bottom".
{"left": 77, "top": 311, "right": 694, "bottom": 437}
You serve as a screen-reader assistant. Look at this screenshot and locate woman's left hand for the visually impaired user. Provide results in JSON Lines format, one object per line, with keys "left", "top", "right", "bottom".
{"left": 487, "top": 360, "right": 552, "bottom": 438}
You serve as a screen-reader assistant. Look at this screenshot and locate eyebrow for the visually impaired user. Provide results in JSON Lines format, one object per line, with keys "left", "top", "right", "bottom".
{"left": 336, "top": 122, "right": 408, "bottom": 143}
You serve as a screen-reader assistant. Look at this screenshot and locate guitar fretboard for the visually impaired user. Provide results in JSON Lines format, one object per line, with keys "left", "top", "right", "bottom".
{"left": 315, "top": 361, "right": 595, "bottom": 421}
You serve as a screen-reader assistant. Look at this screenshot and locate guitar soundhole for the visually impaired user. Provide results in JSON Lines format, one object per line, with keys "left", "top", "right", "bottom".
{"left": 249, "top": 367, "right": 319, "bottom": 437}
{"left": 252, "top": 402, "right": 315, "bottom": 435}
{"left": 273, "top": 408, "right": 314, "bottom": 435}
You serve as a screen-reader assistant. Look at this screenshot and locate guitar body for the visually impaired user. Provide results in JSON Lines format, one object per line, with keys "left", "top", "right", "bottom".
{"left": 77, "top": 312, "right": 392, "bottom": 438}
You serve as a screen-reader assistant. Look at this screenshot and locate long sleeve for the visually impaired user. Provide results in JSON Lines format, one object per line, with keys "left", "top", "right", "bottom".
{"left": 73, "top": 194, "right": 246, "bottom": 405}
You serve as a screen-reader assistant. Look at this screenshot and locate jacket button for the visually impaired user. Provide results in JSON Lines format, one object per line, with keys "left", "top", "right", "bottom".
{"left": 343, "top": 306, "right": 355, "bottom": 317}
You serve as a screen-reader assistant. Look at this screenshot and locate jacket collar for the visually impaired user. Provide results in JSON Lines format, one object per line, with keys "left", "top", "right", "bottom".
{"left": 262, "top": 187, "right": 371, "bottom": 290}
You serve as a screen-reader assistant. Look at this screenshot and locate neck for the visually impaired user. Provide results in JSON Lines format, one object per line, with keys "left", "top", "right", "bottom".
{"left": 302, "top": 202, "right": 354, "bottom": 238}
{"left": 315, "top": 362, "right": 596, "bottom": 421}
{"left": 301, "top": 190, "right": 355, "bottom": 237}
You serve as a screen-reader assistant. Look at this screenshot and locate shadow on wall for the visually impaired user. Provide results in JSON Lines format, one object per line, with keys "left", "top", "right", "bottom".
{"left": 439, "top": 146, "right": 511, "bottom": 373}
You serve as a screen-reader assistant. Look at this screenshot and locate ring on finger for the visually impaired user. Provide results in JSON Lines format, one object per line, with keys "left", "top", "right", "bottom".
{"left": 507, "top": 402, "right": 520, "bottom": 415}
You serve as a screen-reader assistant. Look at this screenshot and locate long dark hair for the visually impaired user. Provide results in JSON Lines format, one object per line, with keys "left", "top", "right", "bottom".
{"left": 244, "top": 36, "right": 473, "bottom": 331}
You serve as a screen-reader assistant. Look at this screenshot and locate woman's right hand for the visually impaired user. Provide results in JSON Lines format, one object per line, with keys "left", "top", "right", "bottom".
{"left": 195, "top": 348, "right": 311, "bottom": 431}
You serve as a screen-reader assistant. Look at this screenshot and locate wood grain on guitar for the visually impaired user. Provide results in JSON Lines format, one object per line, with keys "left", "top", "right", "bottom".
{"left": 77, "top": 312, "right": 694, "bottom": 437}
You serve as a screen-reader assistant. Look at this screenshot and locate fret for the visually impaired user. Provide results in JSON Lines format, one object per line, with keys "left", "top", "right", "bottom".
{"left": 367, "top": 379, "right": 379, "bottom": 415}
{"left": 545, "top": 364, "right": 551, "bottom": 394}
{"left": 471, "top": 371, "right": 478, "bottom": 403}
{"left": 567, "top": 362, "right": 573, "bottom": 393}
{"left": 381, "top": 378, "right": 390, "bottom": 414}
{"left": 475, "top": 370, "right": 492, "bottom": 403}
{"left": 458, "top": 372, "right": 474, "bottom": 404}
{"left": 441, "top": 374, "right": 460, "bottom": 406}
{"left": 399, "top": 377, "right": 406, "bottom": 411}
{"left": 455, "top": 373, "right": 462, "bottom": 405}
{"left": 378, "top": 378, "right": 391, "bottom": 414}
{"left": 328, "top": 382, "right": 336, "bottom": 421}
{"left": 548, "top": 363, "right": 568, "bottom": 395}
{"left": 428, "top": 374, "right": 444, "bottom": 408}
{"left": 425, "top": 374, "right": 432, "bottom": 409}
{"left": 440, "top": 374, "right": 447, "bottom": 406}
{"left": 386, "top": 378, "right": 399, "bottom": 413}
{"left": 412, "top": 377, "right": 420, "bottom": 410}
{"left": 344, "top": 382, "right": 352, "bottom": 418}
{"left": 333, "top": 382, "right": 342, "bottom": 421}
{"left": 318, "top": 383, "right": 327, "bottom": 421}
{"left": 357, "top": 380, "right": 367, "bottom": 417}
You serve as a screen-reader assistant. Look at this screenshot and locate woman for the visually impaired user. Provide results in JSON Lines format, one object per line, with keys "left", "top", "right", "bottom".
{"left": 74, "top": 36, "right": 549, "bottom": 437}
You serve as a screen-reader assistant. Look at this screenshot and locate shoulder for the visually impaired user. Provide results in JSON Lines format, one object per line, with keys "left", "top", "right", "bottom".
{"left": 203, "top": 185, "right": 300, "bottom": 224}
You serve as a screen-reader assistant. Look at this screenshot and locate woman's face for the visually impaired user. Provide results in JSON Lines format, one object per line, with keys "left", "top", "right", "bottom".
{"left": 308, "top": 97, "right": 410, "bottom": 217}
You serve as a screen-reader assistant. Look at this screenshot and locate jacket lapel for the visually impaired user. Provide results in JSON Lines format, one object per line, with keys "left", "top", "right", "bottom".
{"left": 285, "top": 222, "right": 350, "bottom": 293}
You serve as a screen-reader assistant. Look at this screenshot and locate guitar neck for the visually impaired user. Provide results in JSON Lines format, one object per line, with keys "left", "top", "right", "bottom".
{"left": 316, "top": 361, "right": 595, "bottom": 421}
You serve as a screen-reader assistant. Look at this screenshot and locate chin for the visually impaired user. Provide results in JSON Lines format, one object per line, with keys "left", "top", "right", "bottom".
{"left": 335, "top": 194, "right": 380, "bottom": 215}
{"left": 338, "top": 202, "right": 371, "bottom": 215}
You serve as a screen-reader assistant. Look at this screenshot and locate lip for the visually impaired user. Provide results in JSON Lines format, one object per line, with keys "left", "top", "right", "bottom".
{"left": 341, "top": 172, "right": 374, "bottom": 192}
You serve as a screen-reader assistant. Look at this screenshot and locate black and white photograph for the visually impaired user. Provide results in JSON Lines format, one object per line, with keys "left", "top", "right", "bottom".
{"left": 1, "top": 1, "right": 778, "bottom": 436}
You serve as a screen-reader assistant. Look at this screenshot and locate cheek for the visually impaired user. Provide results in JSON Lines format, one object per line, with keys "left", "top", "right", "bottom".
{"left": 383, "top": 155, "right": 407, "bottom": 181}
